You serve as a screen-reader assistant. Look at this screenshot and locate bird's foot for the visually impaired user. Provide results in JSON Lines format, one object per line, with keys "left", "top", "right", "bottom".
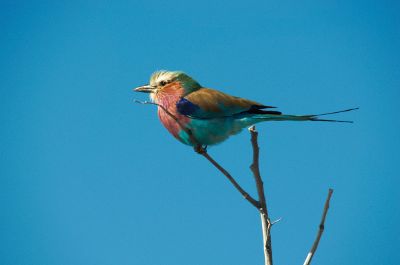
{"left": 194, "top": 144, "right": 207, "bottom": 154}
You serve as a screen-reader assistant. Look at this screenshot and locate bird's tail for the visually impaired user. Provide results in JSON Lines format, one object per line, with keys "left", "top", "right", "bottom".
{"left": 257, "top": 107, "right": 359, "bottom": 123}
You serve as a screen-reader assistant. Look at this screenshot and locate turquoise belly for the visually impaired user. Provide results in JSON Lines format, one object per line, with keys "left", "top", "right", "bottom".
{"left": 177, "top": 117, "right": 259, "bottom": 146}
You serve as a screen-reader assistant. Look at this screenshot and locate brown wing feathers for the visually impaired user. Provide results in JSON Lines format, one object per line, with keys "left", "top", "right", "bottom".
{"left": 186, "top": 88, "right": 278, "bottom": 115}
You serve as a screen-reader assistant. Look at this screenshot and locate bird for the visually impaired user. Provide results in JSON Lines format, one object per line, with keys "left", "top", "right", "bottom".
{"left": 134, "top": 70, "right": 357, "bottom": 150}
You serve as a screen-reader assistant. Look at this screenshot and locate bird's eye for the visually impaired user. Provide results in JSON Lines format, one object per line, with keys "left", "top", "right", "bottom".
{"left": 160, "top": 80, "right": 167, "bottom": 86}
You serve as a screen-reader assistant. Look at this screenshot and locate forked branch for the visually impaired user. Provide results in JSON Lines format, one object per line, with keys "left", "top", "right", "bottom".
{"left": 135, "top": 100, "right": 334, "bottom": 265}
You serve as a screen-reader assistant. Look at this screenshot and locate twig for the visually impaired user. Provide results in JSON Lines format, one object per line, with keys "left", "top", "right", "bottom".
{"left": 200, "top": 151, "right": 260, "bottom": 208}
{"left": 271, "top": 217, "right": 282, "bottom": 226}
{"left": 134, "top": 99, "right": 260, "bottom": 208}
{"left": 249, "top": 126, "right": 273, "bottom": 265}
{"left": 303, "top": 188, "right": 334, "bottom": 265}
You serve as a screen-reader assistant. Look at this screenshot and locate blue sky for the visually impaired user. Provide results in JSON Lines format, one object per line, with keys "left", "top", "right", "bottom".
{"left": 1, "top": 1, "right": 399, "bottom": 264}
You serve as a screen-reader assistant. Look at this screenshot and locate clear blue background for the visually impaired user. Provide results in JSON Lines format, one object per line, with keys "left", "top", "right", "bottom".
{"left": 1, "top": 1, "right": 399, "bottom": 264}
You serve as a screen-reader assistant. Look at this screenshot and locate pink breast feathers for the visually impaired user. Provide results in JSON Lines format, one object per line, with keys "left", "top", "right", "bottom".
{"left": 155, "top": 82, "right": 190, "bottom": 140}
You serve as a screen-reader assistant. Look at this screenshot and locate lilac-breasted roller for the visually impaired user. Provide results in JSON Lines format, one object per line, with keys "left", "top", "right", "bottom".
{"left": 134, "top": 70, "right": 357, "bottom": 147}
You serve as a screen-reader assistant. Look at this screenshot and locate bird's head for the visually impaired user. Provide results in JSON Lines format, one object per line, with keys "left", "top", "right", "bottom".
{"left": 134, "top": 70, "right": 201, "bottom": 102}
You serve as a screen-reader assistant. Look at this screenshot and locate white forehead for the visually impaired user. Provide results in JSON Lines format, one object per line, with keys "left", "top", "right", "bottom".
{"left": 150, "top": 71, "right": 181, "bottom": 85}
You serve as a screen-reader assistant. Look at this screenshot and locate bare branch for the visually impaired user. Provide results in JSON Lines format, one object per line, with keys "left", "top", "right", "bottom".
{"left": 136, "top": 100, "right": 334, "bottom": 265}
{"left": 303, "top": 188, "right": 334, "bottom": 265}
{"left": 249, "top": 126, "right": 273, "bottom": 265}
{"left": 249, "top": 126, "right": 267, "bottom": 210}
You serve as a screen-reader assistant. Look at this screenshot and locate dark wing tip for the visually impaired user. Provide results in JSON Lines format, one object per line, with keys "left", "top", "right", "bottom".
{"left": 257, "top": 105, "right": 277, "bottom": 109}
{"left": 247, "top": 105, "right": 282, "bottom": 115}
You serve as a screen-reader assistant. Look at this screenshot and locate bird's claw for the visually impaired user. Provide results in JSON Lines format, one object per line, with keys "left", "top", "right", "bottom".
{"left": 194, "top": 145, "right": 207, "bottom": 154}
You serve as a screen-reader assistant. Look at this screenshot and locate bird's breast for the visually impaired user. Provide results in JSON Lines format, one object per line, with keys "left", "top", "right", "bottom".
{"left": 156, "top": 95, "right": 191, "bottom": 144}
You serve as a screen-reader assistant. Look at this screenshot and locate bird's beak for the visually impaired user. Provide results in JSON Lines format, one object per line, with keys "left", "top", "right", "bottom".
{"left": 133, "top": 85, "right": 156, "bottom": 93}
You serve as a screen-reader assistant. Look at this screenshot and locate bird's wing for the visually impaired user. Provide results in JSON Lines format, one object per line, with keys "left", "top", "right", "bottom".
{"left": 176, "top": 88, "right": 281, "bottom": 119}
